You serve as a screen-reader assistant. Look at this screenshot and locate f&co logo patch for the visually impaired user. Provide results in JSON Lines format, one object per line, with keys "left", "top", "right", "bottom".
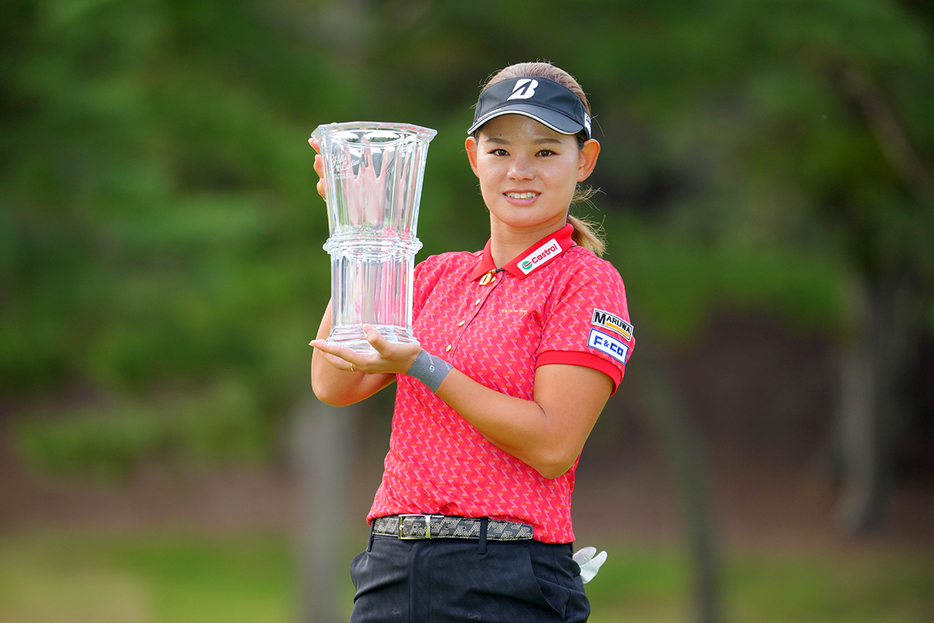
{"left": 588, "top": 329, "right": 629, "bottom": 365}
{"left": 518, "top": 237, "right": 561, "bottom": 274}
{"left": 591, "top": 309, "right": 633, "bottom": 341}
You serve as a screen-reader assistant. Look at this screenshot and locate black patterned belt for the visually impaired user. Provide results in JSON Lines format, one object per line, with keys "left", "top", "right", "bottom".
{"left": 372, "top": 514, "right": 534, "bottom": 541}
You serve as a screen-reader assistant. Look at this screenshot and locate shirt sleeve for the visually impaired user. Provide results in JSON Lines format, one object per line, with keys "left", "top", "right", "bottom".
{"left": 536, "top": 255, "right": 635, "bottom": 395}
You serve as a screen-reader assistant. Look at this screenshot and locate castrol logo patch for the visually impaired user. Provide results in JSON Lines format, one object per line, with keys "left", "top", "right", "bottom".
{"left": 518, "top": 238, "right": 562, "bottom": 275}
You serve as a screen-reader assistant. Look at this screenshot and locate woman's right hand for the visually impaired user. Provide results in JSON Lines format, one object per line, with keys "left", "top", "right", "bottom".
{"left": 308, "top": 137, "right": 326, "bottom": 200}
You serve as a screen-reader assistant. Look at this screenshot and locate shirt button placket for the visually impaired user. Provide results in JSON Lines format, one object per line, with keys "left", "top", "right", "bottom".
{"left": 451, "top": 271, "right": 501, "bottom": 354}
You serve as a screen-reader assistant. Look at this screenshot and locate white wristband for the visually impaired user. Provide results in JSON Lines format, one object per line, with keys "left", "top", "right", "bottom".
{"left": 407, "top": 350, "right": 452, "bottom": 393}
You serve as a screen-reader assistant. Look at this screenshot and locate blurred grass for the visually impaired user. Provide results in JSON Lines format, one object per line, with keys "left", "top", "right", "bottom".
{"left": 586, "top": 544, "right": 934, "bottom": 623}
{"left": 1, "top": 531, "right": 931, "bottom": 623}
{"left": 0, "top": 531, "right": 297, "bottom": 623}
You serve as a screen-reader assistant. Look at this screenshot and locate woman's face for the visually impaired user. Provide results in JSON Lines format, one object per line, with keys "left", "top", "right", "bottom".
{"left": 466, "top": 114, "right": 599, "bottom": 237}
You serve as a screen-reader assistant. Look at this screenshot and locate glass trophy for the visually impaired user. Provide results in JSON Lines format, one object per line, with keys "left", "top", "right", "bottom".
{"left": 311, "top": 122, "right": 436, "bottom": 353}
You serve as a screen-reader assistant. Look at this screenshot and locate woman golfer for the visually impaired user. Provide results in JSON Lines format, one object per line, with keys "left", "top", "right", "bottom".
{"left": 309, "top": 61, "right": 634, "bottom": 622}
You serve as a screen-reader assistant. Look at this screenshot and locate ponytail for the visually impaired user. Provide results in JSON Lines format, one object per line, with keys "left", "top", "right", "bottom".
{"left": 568, "top": 213, "right": 606, "bottom": 258}
{"left": 569, "top": 180, "right": 605, "bottom": 257}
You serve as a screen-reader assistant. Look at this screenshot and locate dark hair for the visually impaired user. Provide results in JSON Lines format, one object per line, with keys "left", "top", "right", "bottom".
{"left": 478, "top": 62, "right": 605, "bottom": 257}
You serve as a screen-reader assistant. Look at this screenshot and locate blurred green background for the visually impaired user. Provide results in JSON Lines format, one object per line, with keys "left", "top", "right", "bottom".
{"left": 1, "top": 0, "right": 933, "bottom": 621}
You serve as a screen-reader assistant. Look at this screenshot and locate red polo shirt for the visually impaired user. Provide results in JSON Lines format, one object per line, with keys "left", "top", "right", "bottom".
{"left": 367, "top": 224, "right": 634, "bottom": 543}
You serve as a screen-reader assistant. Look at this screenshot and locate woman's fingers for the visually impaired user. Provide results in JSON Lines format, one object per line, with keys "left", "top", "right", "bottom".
{"left": 363, "top": 325, "right": 422, "bottom": 372}
{"left": 309, "top": 339, "right": 366, "bottom": 372}
{"left": 364, "top": 325, "right": 388, "bottom": 350}
{"left": 308, "top": 138, "right": 327, "bottom": 200}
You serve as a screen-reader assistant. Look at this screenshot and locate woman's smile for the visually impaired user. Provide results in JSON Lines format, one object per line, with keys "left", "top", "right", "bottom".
{"left": 504, "top": 190, "right": 541, "bottom": 203}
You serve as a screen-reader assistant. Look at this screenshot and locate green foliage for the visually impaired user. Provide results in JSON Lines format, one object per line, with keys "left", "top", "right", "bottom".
{"left": 14, "top": 378, "right": 267, "bottom": 478}
{"left": 606, "top": 215, "right": 848, "bottom": 341}
{"left": 1, "top": 2, "right": 324, "bottom": 395}
{"left": 2, "top": 0, "right": 933, "bottom": 475}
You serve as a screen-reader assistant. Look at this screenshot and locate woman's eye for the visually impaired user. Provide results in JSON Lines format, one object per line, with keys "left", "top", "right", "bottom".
{"left": 491, "top": 149, "right": 508, "bottom": 156}
{"left": 538, "top": 149, "right": 556, "bottom": 157}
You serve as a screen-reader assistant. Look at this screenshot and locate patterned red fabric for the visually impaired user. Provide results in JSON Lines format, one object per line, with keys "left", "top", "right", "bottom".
{"left": 367, "top": 224, "right": 634, "bottom": 543}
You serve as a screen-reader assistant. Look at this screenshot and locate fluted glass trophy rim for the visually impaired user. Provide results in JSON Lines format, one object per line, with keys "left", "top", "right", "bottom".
{"left": 311, "top": 121, "right": 437, "bottom": 146}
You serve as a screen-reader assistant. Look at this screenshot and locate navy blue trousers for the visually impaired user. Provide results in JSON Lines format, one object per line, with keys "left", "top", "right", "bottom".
{"left": 348, "top": 532, "right": 590, "bottom": 622}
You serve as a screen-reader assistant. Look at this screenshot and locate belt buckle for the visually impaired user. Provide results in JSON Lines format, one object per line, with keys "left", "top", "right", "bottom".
{"left": 397, "top": 514, "right": 440, "bottom": 539}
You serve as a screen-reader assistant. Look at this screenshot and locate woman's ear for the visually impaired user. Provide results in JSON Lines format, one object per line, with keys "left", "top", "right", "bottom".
{"left": 577, "top": 139, "right": 600, "bottom": 182}
{"left": 465, "top": 135, "right": 480, "bottom": 177}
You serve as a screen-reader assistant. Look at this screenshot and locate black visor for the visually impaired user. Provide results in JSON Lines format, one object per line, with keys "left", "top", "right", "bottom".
{"left": 468, "top": 77, "right": 592, "bottom": 139}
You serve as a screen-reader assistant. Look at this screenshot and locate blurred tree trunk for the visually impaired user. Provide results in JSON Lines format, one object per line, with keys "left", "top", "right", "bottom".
{"left": 836, "top": 273, "right": 924, "bottom": 534}
{"left": 635, "top": 328, "right": 720, "bottom": 623}
{"left": 292, "top": 398, "right": 360, "bottom": 623}
{"left": 832, "top": 62, "right": 933, "bottom": 535}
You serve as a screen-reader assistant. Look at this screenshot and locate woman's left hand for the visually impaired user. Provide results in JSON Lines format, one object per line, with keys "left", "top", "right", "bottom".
{"left": 309, "top": 324, "right": 422, "bottom": 376}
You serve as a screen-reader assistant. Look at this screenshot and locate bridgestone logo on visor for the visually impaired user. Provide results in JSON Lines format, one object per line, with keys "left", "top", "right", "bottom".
{"left": 507, "top": 79, "right": 539, "bottom": 101}
{"left": 519, "top": 238, "right": 561, "bottom": 274}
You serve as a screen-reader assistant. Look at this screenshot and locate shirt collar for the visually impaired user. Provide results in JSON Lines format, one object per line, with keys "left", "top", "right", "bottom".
{"left": 469, "top": 224, "right": 576, "bottom": 281}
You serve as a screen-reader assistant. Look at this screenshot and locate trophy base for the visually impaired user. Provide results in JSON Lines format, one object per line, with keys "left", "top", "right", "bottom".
{"left": 327, "top": 324, "right": 419, "bottom": 354}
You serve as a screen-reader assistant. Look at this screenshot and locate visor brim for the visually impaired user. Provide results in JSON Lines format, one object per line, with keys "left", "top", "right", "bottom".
{"left": 467, "top": 106, "right": 586, "bottom": 137}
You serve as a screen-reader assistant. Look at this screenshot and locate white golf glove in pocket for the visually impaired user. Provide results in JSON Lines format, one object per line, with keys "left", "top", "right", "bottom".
{"left": 572, "top": 546, "right": 608, "bottom": 584}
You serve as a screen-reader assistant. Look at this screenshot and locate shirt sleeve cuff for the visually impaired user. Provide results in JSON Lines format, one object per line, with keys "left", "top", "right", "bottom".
{"left": 536, "top": 350, "right": 624, "bottom": 395}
